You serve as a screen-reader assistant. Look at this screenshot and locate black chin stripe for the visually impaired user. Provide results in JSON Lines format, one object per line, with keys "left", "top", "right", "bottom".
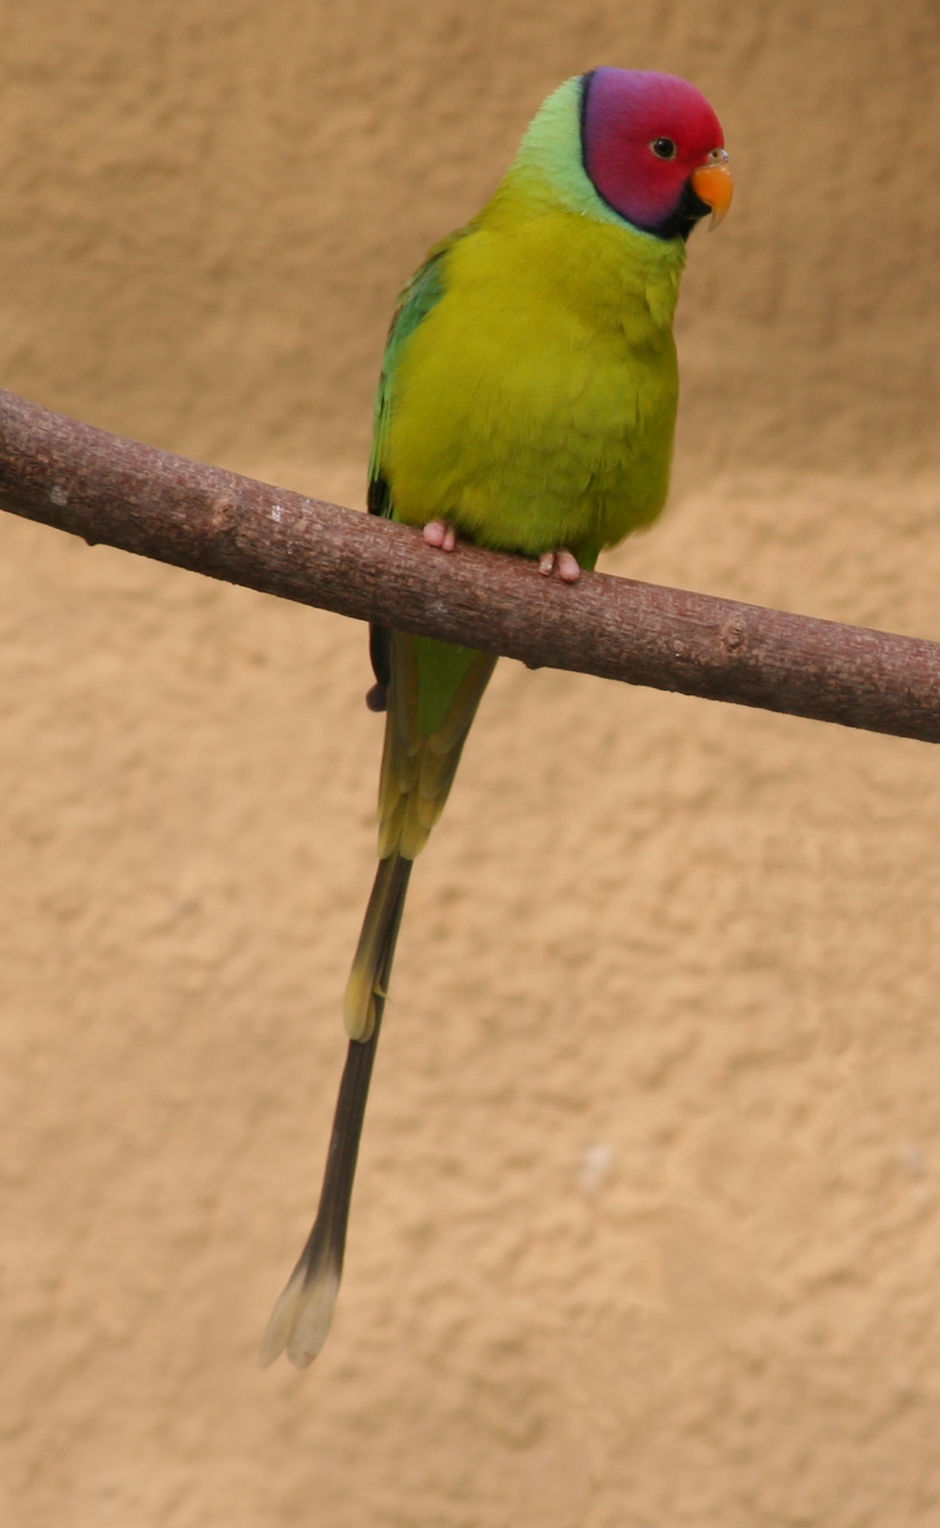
{"left": 641, "top": 181, "right": 713, "bottom": 242}
{"left": 578, "top": 69, "right": 597, "bottom": 182}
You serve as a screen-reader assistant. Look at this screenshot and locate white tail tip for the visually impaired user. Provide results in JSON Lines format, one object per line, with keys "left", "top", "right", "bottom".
{"left": 259, "top": 1260, "right": 340, "bottom": 1370}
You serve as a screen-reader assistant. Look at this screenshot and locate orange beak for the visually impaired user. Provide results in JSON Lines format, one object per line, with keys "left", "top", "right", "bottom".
{"left": 691, "top": 150, "right": 734, "bottom": 228}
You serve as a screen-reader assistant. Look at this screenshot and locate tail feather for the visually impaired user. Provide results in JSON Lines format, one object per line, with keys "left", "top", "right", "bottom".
{"left": 377, "top": 638, "right": 497, "bottom": 860}
{"left": 344, "top": 853, "right": 413, "bottom": 1042}
{"left": 261, "top": 860, "right": 410, "bottom": 1370}
{"left": 263, "top": 633, "right": 497, "bottom": 1365}
{"left": 259, "top": 1250, "right": 340, "bottom": 1370}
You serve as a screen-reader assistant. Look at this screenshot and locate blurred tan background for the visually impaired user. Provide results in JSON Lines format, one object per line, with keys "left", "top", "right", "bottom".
{"left": 1, "top": 3, "right": 939, "bottom": 1525}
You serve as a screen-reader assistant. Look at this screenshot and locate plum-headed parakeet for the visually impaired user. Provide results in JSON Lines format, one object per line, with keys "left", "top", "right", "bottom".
{"left": 262, "top": 67, "right": 732, "bottom": 1368}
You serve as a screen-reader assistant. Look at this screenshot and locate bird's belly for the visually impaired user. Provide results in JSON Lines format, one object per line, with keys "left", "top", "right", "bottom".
{"left": 387, "top": 308, "right": 678, "bottom": 563}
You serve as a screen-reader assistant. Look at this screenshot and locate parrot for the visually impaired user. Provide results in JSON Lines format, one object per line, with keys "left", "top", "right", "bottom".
{"left": 261, "top": 66, "right": 733, "bottom": 1369}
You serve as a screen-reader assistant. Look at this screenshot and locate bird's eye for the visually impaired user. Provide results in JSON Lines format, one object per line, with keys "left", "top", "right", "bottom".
{"left": 650, "top": 137, "right": 677, "bottom": 160}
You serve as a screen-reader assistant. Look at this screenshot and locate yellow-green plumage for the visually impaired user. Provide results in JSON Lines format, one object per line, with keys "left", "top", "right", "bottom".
{"left": 385, "top": 205, "right": 684, "bottom": 563}
{"left": 262, "top": 68, "right": 730, "bottom": 1369}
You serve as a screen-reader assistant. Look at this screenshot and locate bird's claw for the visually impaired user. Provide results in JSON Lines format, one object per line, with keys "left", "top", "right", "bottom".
{"left": 538, "top": 548, "right": 581, "bottom": 583}
{"left": 422, "top": 519, "right": 458, "bottom": 552}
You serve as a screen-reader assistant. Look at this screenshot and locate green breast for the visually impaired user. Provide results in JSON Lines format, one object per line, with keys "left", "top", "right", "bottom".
{"left": 381, "top": 191, "right": 686, "bottom": 567}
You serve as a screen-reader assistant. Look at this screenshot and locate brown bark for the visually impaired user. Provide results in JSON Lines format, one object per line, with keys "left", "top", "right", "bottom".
{"left": 0, "top": 384, "right": 937, "bottom": 744}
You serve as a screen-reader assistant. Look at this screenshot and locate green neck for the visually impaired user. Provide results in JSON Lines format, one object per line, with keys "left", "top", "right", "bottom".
{"left": 484, "top": 76, "right": 687, "bottom": 325}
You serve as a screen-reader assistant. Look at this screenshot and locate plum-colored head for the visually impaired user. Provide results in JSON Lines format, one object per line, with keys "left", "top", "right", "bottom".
{"left": 581, "top": 68, "right": 732, "bottom": 239}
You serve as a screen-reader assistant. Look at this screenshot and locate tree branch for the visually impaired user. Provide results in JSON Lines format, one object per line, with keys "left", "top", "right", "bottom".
{"left": 0, "top": 383, "right": 937, "bottom": 744}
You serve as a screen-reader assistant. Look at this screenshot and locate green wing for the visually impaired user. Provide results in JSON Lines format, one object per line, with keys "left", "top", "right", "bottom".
{"left": 367, "top": 237, "right": 454, "bottom": 520}
{"left": 366, "top": 233, "right": 460, "bottom": 705}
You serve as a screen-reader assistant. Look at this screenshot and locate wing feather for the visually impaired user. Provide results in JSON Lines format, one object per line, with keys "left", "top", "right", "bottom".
{"left": 366, "top": 234, "right": 462, "bottom": 704}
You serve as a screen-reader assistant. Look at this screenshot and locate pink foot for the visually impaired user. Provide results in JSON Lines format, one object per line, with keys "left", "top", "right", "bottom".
{"left": 538, "top": 548, "right": 581, "bottom": 583}
{"left": 423, "top": 519, "right": 458, "bottom": 552}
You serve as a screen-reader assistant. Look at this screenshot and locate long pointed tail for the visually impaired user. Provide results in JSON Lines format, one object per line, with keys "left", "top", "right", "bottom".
{"left": 262, "top": 635, "right": 496, "bottom": 1368}
{"left": 260, "top": 854, "right": 412, "bottom": 1369}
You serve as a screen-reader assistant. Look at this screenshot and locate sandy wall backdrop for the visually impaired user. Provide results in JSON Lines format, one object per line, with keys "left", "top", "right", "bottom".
{"left": 2, "top": 3, "right": 939, "bottom": 1525}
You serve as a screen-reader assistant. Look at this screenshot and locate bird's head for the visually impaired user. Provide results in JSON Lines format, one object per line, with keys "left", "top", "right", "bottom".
{"left": 510, "top": 68, "right": 732, "bottom": 242}
{"left": 581, "top": 68, "right": 733, "bottom": 240}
